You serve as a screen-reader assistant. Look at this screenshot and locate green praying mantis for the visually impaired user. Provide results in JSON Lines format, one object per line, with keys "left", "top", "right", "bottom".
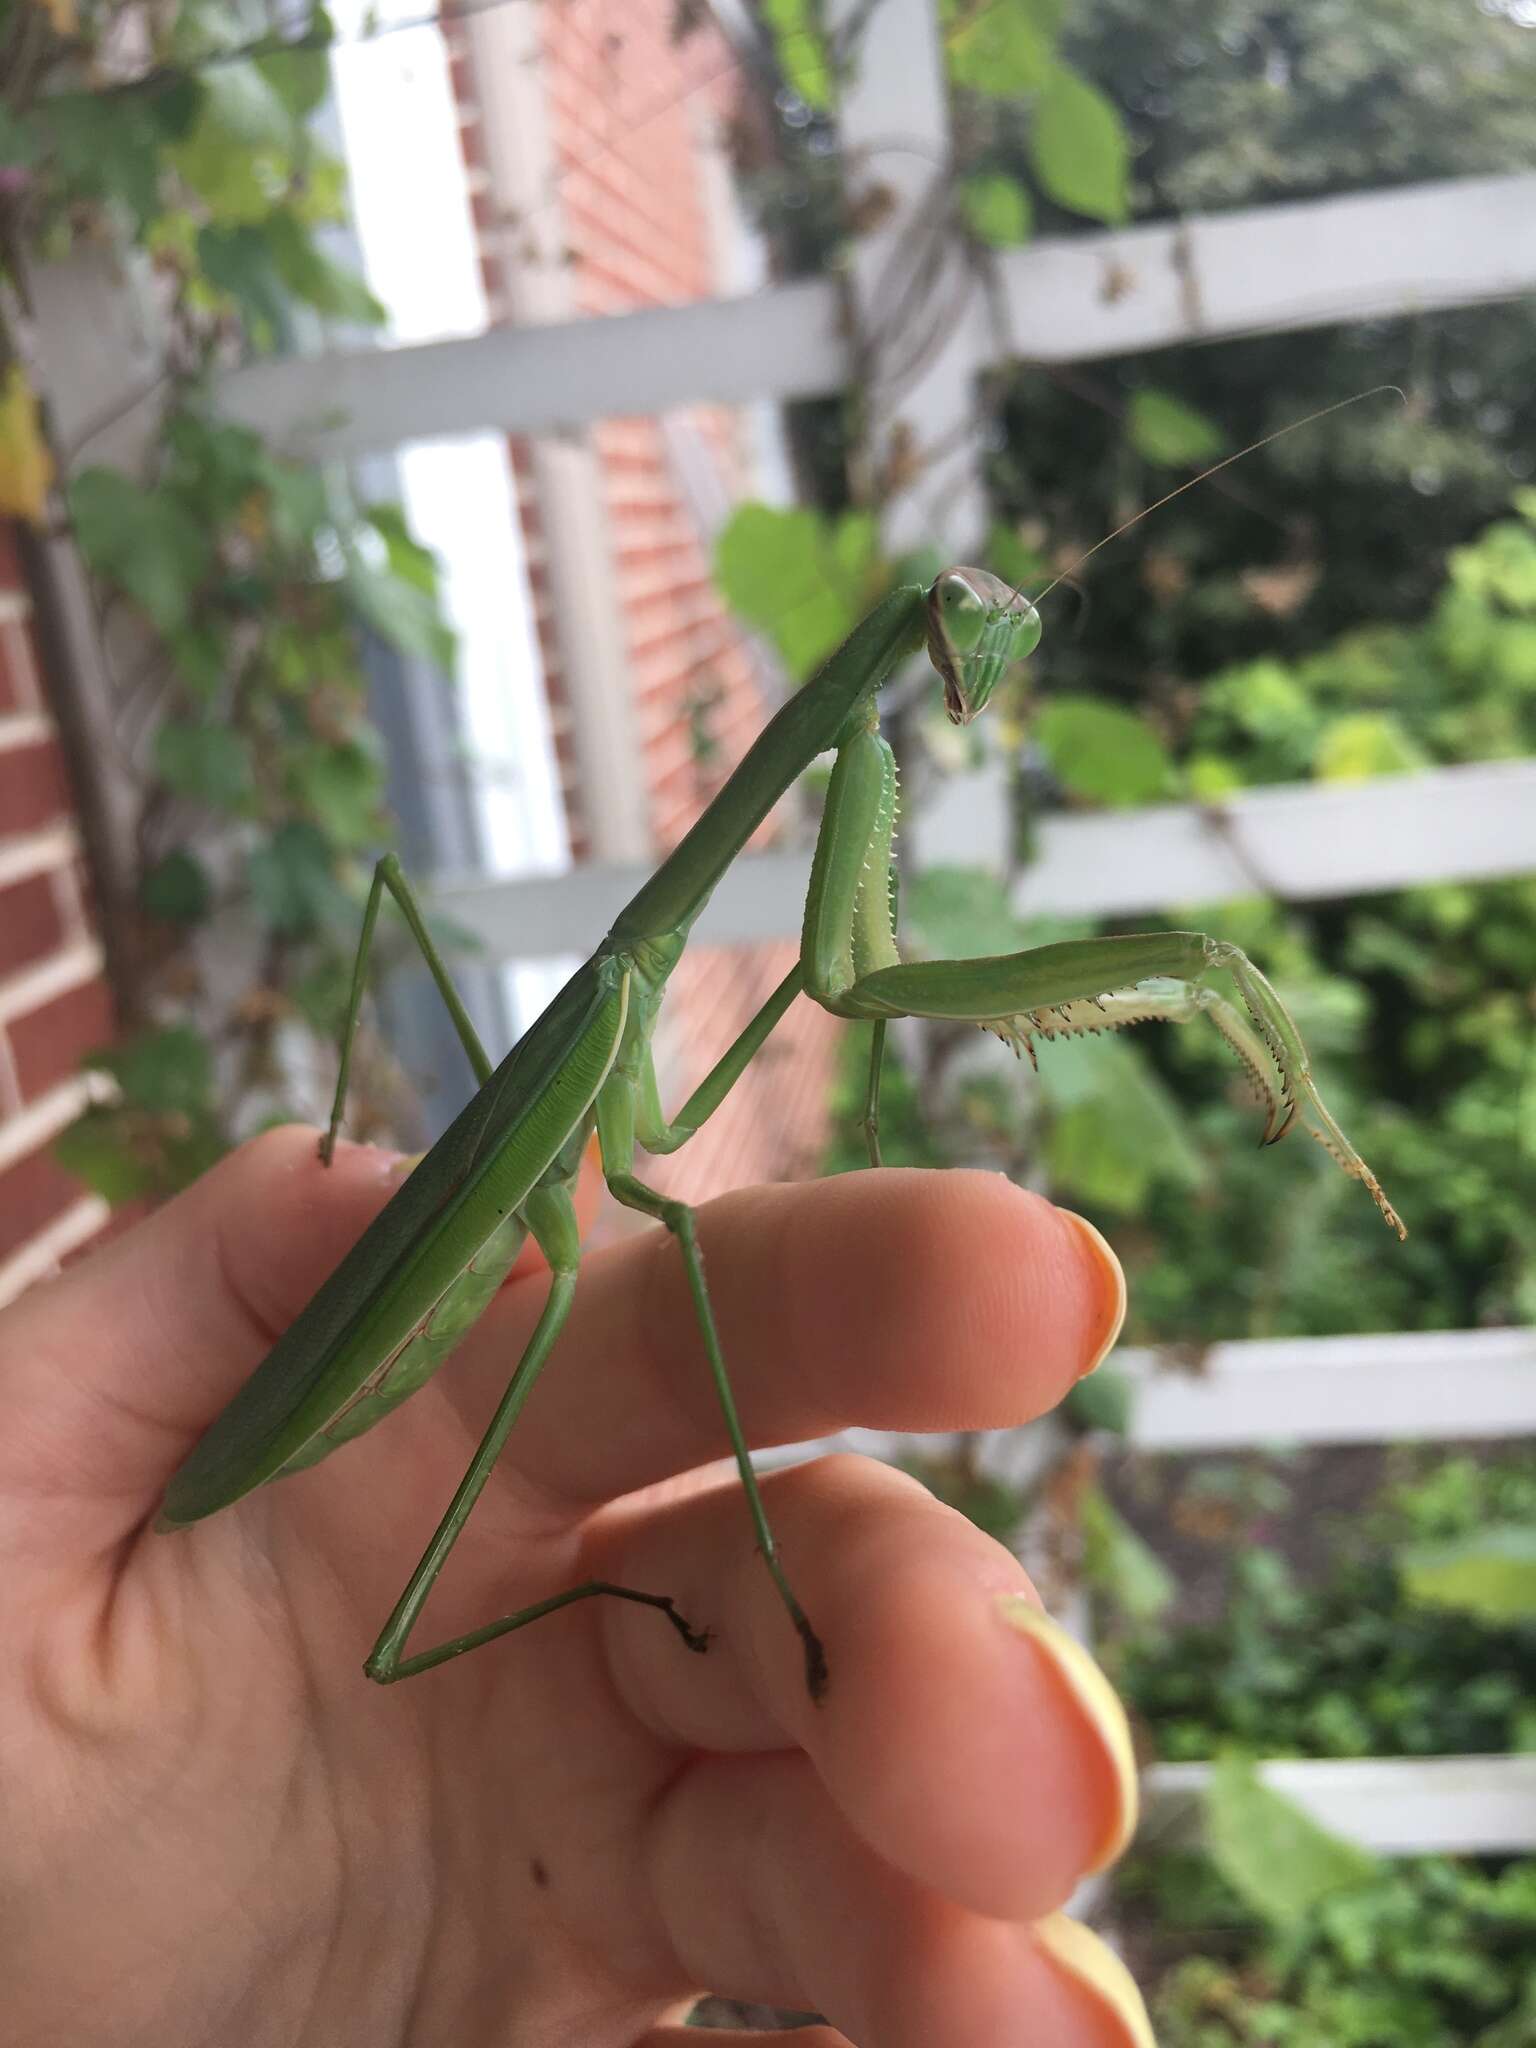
{"left": 158, "top": 418, "right": 1406, "bottom": 1705}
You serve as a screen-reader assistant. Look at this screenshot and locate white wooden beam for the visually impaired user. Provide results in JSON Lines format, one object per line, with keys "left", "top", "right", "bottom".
{"left": 434, "top": 756, "right": 1536, "bottom": 962}
{"left": 1119, "top": 1325, "right": 1536, "bottom": 1452}
{"left": 996, "top": 171, "right": 1536, "bottom": 360}
{"left": 976, "top": 754, "right": 1536, "bottom": 920}
{"left": 216, "top": 173, "right": 1536, "bottom": 458}
{"left": 747, "top": 1327, "right": 1536, "bottom": 1478}
{"left": 1142, "top": 1755, "right": 1536, "bottom": 1857}
{"left": 217, "top": 277, "right": 842, "bottom": 456}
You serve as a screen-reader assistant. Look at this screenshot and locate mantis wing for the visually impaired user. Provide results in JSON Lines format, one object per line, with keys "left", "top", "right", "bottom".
{"left": 160, "top": 958, "right": 629, "bottom": 1524}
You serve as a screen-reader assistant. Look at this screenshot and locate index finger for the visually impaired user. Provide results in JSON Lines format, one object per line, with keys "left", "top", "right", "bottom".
{"left": 454, "top": 1167, "right": 1125, "bottom": 1504}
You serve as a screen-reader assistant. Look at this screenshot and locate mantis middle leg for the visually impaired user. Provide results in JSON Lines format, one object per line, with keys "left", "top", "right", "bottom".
{"left": 596, "top": 1062, "right": 828, "bottom": 1701}
{"left": 365, "top": 1180, "right": 711, "bottom": 1683}
{"left": 323, "top": 851, "right": 494, "bottom": 1163}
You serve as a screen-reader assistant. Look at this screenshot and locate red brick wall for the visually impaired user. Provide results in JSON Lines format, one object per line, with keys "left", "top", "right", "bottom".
{"left": 455, "top": 0, "right": 842, "bottom": 1203}
{"left": 0, "top": 526, "right": 115, "bottom": 1305}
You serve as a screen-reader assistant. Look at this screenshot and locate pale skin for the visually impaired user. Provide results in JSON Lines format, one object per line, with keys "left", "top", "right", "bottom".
{"left": 1, "top": 1126, "right": 1151, "bottom": 2048}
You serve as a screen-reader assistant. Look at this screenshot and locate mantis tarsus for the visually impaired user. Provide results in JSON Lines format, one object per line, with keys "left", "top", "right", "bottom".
{"left": 159, "top": 536, "right": 1405, "bottom": 1705}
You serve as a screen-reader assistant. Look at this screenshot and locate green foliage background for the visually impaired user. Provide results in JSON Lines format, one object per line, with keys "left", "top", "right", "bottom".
{"left": 1129, "top": 1844, "right": 1536, "bottom": 2047}
{"left": 0, "top": 0, "right": 454, "bottom": 1195}
{"left": 725, "top": 0, "right": 1536, "bottom": 1344}
{"left": 1113, "top": 1451, "right": 1536, "bottom": 1762}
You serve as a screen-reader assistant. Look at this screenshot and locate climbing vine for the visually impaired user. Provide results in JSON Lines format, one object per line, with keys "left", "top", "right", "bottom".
{"left": 0, "top": 0, "right": 453, "bottom": 1199}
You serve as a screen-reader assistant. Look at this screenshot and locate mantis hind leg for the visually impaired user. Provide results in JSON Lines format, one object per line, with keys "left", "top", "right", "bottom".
{"left": 324, "top": 852, "right": 493, "bottom": 1165}
{"left": 365, "top": 1181, "right": 709, "bottom": 1684}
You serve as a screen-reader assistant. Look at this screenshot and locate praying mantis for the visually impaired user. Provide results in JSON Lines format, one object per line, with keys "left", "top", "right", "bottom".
{"left": 158, "top": 534, "right": 1405, "bottom": 1705}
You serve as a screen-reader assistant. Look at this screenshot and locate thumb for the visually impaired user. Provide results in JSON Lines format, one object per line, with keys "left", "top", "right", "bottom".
{"left": 0, "top": 1127, "right": 404, "bottom": 1571}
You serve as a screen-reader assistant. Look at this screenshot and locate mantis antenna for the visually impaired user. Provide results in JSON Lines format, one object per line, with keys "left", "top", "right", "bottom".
{"left": 1027, "top": 384, "right": 1406, "bottom": 608}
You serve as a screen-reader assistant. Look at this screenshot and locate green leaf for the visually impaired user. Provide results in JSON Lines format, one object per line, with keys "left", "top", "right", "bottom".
{"left": 902, "top": 1456, "right": 1027, "bottom": 1545}
{"left": 140, "top": 849, "right": 213, "bottom": 923}
{"left": 1080, "top": 1483, "right": 1174, "bottom": 1620}
{"left": 0, "top": 106, "right": 41, "bottom": 171}
{"left": 45, "top": 95, "right": 165, "bottom": 226}
{"left": 1127, "top": 389, "right": 1226, "bottom": 469}
{"left": 1186, "top": 751, "right": 1243, "bottom": 799}
{"left": 984, "top": 520, "right": 1049, "bottom": 595}
{"left": 1205, "top": 1756, "right": 1379, "bottom": 1928}
{"left": 163, "top": 411, "right": 269, "bottom": 514}
{"left": 1063, "top": 1365, "right": 1133, "bottom": 1436}
{"left": 263, "top": 212, "right": 385, "bottom": 327}
{"left": 1205, "top": 657, "right": 1315, "bottom": 743}
{"left": 906, "top": 866, "right": 1030, "bottom": 959}
{"left": 363, "top": 502, "right": 442, "bottom": 597}
{"left": 1041, "top": 1035, "right": 1204, "bottom": 1211}
{"left": 145, "top": 75, "right": 207, "bottom": 146}
{"left": 946, "top": 0, "right": 1054, "bottom": 96}
{"left": 1314, "top": 713, "right": 1426, "bottom": 783}
{"left": 197, "top": 224, "right": 294, "bottom": 349}
{"left": 55, "top": 1107, "right": 159, "bottom": 1204}
{"left": 290, "top": 739, "right": 386, "bottom": 849}
{"left": 292, "top": 956, "right": 355, "bottom": 1038}
{"left": 191, "top": 59, "right": 297, "bottom": 148}
{"left": 1399, "top": 1527, "right": 1536, "bottom": 1622}
{"left": 69, "top": 469, "right": 213, "bottom": 634}
{"left": 1035, "top": 697, "right": 1171, "bottom": 807}
{"left": 1029, "top": 64, "right": 1130, "bottom": 224}
{"left": 256, "top": 38, "right": 334, "bottom": 119}
{"left": 263, "top": 461, "right": 330, "bottom": 551}
{"left": 88, "top": 1025, "right": 215, "bottom": 1115}
{"left": 169, "top": 64, "right": 296, "bottom": 221}
{"left": 167, "top": 624, "right": 232, "bottom": 700}
{"left": 154, "top": 722, "right": 254, "bottom": 810}
{"left": 248, "top": 820, "right": 344, "bottom": 936}
{"left": 345, "top": 552, "right": 455, "bottom": 670}
{"left": 761, "top": 0, "right": 832, "bottom": 109}
{"left": 714, "top": 503, "right": 882, "bottom": 682}
{"left": 959, "top": 172, "right": 1034, "bottom": 247}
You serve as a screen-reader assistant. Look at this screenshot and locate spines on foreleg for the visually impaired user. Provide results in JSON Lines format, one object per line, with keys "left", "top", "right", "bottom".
{"left": 1213, "top": 945, "right": 1406, "bottom": 1239}
{"left": 976, "top": 950, "right": 1405, "bottom": 1239}
{"left": 979, "top": 980, "right": 1293, "bottom": 1146}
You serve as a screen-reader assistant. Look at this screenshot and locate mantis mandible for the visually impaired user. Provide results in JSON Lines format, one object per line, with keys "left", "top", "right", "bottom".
{"left": 159, "top": 439, "right": 1406, "bottom": 1704}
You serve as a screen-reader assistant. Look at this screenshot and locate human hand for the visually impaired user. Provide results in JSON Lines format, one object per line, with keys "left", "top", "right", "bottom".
{"left": 2, "top": 1127, "right": 1149, "bottom": 2046}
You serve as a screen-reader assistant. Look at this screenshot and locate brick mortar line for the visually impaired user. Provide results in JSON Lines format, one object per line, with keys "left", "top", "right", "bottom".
{"left": 0, "top": 710, "right": 53, "bottom": 753}
{"left": 0, "top": 822, "right": 81, "bottom": 889}
{"left": 0, "top": 940, "right": 105, "bottom": 1027}
{"left": 0, "top": 1070, "right": 98, "bottom": 1174}
{"left": 0, "top": 1194, "right": 112, "bottom": 1311}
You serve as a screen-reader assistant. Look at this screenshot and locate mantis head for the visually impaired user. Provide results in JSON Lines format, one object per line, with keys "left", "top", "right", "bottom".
{"left": 926, "top": 568, "right": 1042, "bottom": 724}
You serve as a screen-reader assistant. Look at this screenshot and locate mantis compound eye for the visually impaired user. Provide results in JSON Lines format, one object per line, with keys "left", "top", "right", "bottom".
{"left": 926, "top": 568, "right": 1043, "bottom": 724}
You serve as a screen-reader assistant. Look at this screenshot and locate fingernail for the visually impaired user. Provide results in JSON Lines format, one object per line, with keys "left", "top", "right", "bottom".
{"left": 1057, "top": 1209, "right": 1126, "bottom": 1377}
{"left": 995, "top": 1596, "right": 1138, "bottom": 1873}
{"left": 1033, "top": 1913, "right": 1157, "bottom": 2048}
